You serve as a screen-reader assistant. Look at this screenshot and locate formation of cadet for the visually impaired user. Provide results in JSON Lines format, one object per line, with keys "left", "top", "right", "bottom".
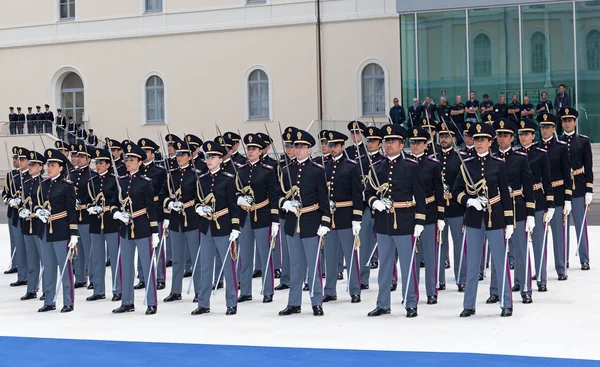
{"left": 1, "top": 108, "right": 594, "bottom": 318}
{"left": 7, "top": 104, "right": 54, "bottom": 135}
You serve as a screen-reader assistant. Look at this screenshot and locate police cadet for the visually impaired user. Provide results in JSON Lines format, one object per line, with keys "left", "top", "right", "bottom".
{"left": 138, "top": 138, "right": 168, "bottom": 290}
{"left": 2, "top": 147, "right": 20, "bottom": 275}
{"left": 70, "top": 143, "right": 95, "bottom": 289}
{"left": 537, "top": 113, "right": 572, "bottom": 280}
{"left": 257, "top": 133, "right": 278, "bottom": 167}
{"left": 225, "top": 132, "right": 247, "bottom": 165}
{"left": 68, "top": 144, "right": 79, "bottom": 169}
{"left": 36, "top": 148, "right": 78, "bottom": 313}
{"left": 318, "top": 130, "right": 332, "bottom": 165}
{"left": 186, "top": 134, "right": 208, "bottom": 173}
{"left": 436, "top": 122, "right": 466, "bottom": 291}
{"left": 192, "top": 141, "right": 240, "bottom": 315}
{"left": 85, "top": 148, "right": 121, "bottom": 302}
{"left": 321, "top": 130, "right": 362, "bottom": 304}
{"left": 106, "top": 139, "right": 127, "bottom": 176}
{"left": 110, "top": 142, "right": 160, "bottom": 315}
{"left": 408, "top": 126, "right": 445, "bottom": 304}
{"left": 346, "top": 121, "right": 368, "bottom": 161}
{"left": 42, "top": 104, "right": 54, "bottom": 134}
{"left": 66, "top": 117, "right": 77, "bottom": 145}
{"left": 8, "top": 107, "right": 16, "bottom": 135}
{"left": 26, "top": 107, "right": 35, "bottom": 134}
{"left": 421, "top": 119, "right": 441, "bottom": 156}
{"left": 559, "top": 107, "right": 593, "bottom": 270}
{"left": 164, "top": 134, "right": 179, "bottom": 171}
{"left": 517, "top": 118, "right": 554, "bottom": 292}
{"left": 54, "top": 141, "right": 73, "bottom": 171}
{"left": 491, "top": 118, "right": 535, "bottom": 304}
{"left": 365, "top": 124, "right": 425, "bottom": 318}
{"left": 278, "top": 129, "right": 331, "bottom": 317}
{"left": 161, "top": 139, "right": 202, "bottom": 303}
{"left": 236, "top": 133, "right": 281, "bottom": 303}
{"left": 16, "top": 107, "right": 25, "bottom": 134}
{"left": 18, "top": 150, "right": 46, "bottom": 300}
{"left": 461, "top": 122, "right": 475, "bottom": 156}
{"left": 34, "top": 105, "right": 43, "bottom": 134}
{"left": 453, "top": 122, "right": 514, "bottom": 318}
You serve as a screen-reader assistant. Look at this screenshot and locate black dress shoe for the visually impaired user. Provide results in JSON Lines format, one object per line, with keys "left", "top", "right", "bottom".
{"left": 145, "top": 306, "right": 157, "bottom": 315}
{"left": 164, "top": 293, "right": 182, "bottom": 302}
{"left": 183, "top": 271, "right": 192, "bottom": 278}
{"left": 10, "top": 280, "right": 27, "bottom": 287}
{"left": 303, "top": 283, "right": 309, "bottom": 291}
{"left": 87, "top": 283, "right": 94, "bottom": 290}
{"left": 438, "top": 283, "right": 446, "bottom": 291}
{"left": 40, "top": 293, "right": 46, "bottom": 301}
{"left": 263, "top": 295, "right": 273, "bottom": 303}
{"left": 4, "top": 268, "right": 17, "bottom": 274}
{"left": 512, "top": 284, "right": 520, "bottom": 292}
{"left": 445, "top": 260, "right": 451, "bottom": 269}
{"left": 20, "top": 292, "right": 37, "bottom": 300}
{"left": 74, "top": 281, "right": 86, "bottom": 289}
{"left": 166, "top": 260, "right": 173, "bottom": 267}
{"left": 486, "top": 295, "right": 499, "bottom": 304}
{"left": 337, "top": 272, "right": 344, "bottom": 280}
{"left": 458, "top": 284, "right": 465, "bottom": 292}
{"left": 367, "top": 307, "right": 390, "bottom": 317}
{"left": 134, "top": 282, "right": 145, "bottom": 290}
{"left": 275, "top": 283, "right": 290, "bottom": 291}
{"left": 38, "top": 304, "right": 56, "bottom": 312}
{"left": 501, "top": 307, "right": 513, "bottom": 317}
{"left": 406, "top": 307, "right": 418, "bottom": 318}
{"left": 486, "top": 262, "right": 490, "bottom": 269}
{"left": 112, "top": 294, "right": 122, "bottom": 302}
{"left": 157, "top": 281, "right": 166, "bottom": 290}
{"left": 112, "top": 304, "right": 135, "bottom": 313}
{"left": 226, "top": 307, "right": 237, "bottom": 315}
{"left": 191, "top": 307, "right": 210, "bottom": 315}
{"left": 509, "top": 262, "right": 515, "bottom": 270}
{"left": 361, "top": 284, "right": 369, "bottom": 290}
{"left": 478, "top": 273, "right": 484, "bottom": 281}
{"left": 278, "top": 305, "right": 301, "bottom": 316}
{"left": 538, "top": 285, "right": 547, "bottom": 292}
{"left": 391, "top": 283, "right": 397, "bottom": 292}
{"left": 567, "top": 261, "right": 570, "bottom": 268}
{"left": 193, "top": 293, "right": 198, "bottom": 303}
{"left": 460, "top": 309, "right": 476, "bottom": 317}
{"left": 274, "top": 269, "right": 281, "bottom": 279}
{"left": 322, "top": 272, "right": 326, "bottom": 278}
{"left": 61, "top": 305, "right": 74, "bottom": 313}
{"left": 252, "top": 270, "right": 262, "bottom": 278}
{"left": 211, "top": 282, "right": 223, "bottom": 290}
{"left": 420, "top": 261, "right": 425, "bottom": 268}
{"left": 237, "top": 295, "right": 253, "bottom": 303}
{"left": 322, "top": 295, "right": 337, "bottom": 302}
{"left": 427, "top": 296, "right": 437, "bottom": 305}
{"left": 582, "top": 262, "right": 590, "bottom": 271}
{"left": 558, "top": 274, "right": 568, "bottom": 281}
{"left": 522, "top": 294, "right": 532, "bottom": 304}
{"left": 312, "top": 305, "right": 324, "bottom": 316}
{"left": 351, "top": 294, "right": 361, "bottom": 303}
{"left": 86, "top": 294, "right": 106, "bottom": 301}
{"left": 106, "top": 259, "right": 111, "bottom": 267}
{"left": 370, "top": 261, "right": 378, "bottom": 269}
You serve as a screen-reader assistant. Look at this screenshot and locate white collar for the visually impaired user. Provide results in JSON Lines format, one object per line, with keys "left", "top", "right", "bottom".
{"left": 542, "top": 136, "right": 553, "bottom": 143}
{"left": 50, "top": 174, "right": 61, "bottom": 180}
{"left": 388, "top": 154, "right": 401, "bottom": 161}
{"left": 442, "top": 147, "right": 453, "bottom": 153}
{"left": 499, "top": 147, "right": 512, "bottom": 154}
{"left": 297, "top": 157, "right": 309, "bottom": 164}
{"left": 210, "top": 168, "right": 220, "bottom": 175}
{"left": 31, "top": 174, "right": 39, "bottom": 179}
{"left": 522, "top": 144, "right": 533, "bottom": 150}
{"left": 323, "top": 153, "right": 331, "bottom": 157}
{"left": 466, "top": 145, "right": 474, "bottom": 149}
{"left": 129, "top": 170, "right": 139, "bottom": 176}
{"left": 249, "top": 159, "right": 259, "bottom": 165}
{"left": 413, "top": 152, "right": 425, "bottom": 158}
{"left": 79, "top": 164, "right": 89, "bottom": 170}
{"left": 143, "top": 160, "right": 152, "bottom": 166}
{"left": 98, "top": 171, "right": 108, "bottom": 177}
{"left": 332, "top": 154, "right": 343, "bottom": 162}
{"left": 564, "top": 130, "right": 576, "bottom": 136}
{"left": 368, "top": 150, "right": 379, "bottom": 156}
{"left": 179, "top": 164, "right": 190, "bottom": 170}
{"left": 477, "top": 151, "right": 489, "bottom": 158}
{"left": 20, "top": 168, "right": 28, "bottom": 174}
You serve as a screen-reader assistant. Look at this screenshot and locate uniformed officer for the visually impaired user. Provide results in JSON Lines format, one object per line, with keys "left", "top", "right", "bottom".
{"left": 408, "top": 126, "right": 445, "bottom": 304}
{"left": 164, "top": 134, "right": 181, "bottom": 269}
{"left": 2, "top": 147, "right": 20, "bottom": 275}
{"left": 453, "top": 122, "right": 514, "bottom": 317}
{"left": 185, "top": 134, "right": 208, "bottom": 173}
{"left": 257, "top": 133, "right": 278, "bottom": 167}
{"left": 225, "top": 132, "right": 247, "bottom": 165}
{"left": 8, "top": 107, "right": 16, "bottom": 135}
{"left": 164, "top": 134, "right": 179, "bottom": 171}
{"left": 66, "top": 117, "right": 77, "bottom": 145}
{"left": 42, "top": 104, "right": 54, "bottom": 134}
{"left": 421, "top": 119, "right": 441, "bottom": 156}
{"left": 162, "top": 139, "right": 202, "bottom": 303}
{"left": 16, "top": 107, "right": 25, "bottom": 134}
{"left": 461, "top": 122, "right": 475, "bottom": 156}
{"left": 537, "top": 113, "right": 572, "bottom": 280}
{"left": 26, "top": 107, "right": 35, "bottom": 134}
{"left": 345, "top": 121, "right": 368, "bottom": 161}
{"left": 517, "top": 119, "right": 554, "bottom": 292}
{"left": 106, "top": 139, "right": 127, "bottom": 176}
{"left": 86, "top": 148, "right": 121, "bottom": 302}
{"left": 216, "top": 135, "right": 242, "bottom": 177}
{"left": 321, "top": 130, "right": 362, "bottom": 304}
{"left": 236, "top": 133, "right": 281, "bottom": 303}
{"left": 318, "top": 130, "right": 332, "bottom": 165}
{"left": 491, "top": 118, "right": 535, "bottom": 304}
{"left": 110, "top": 142, "right": 160, "bottom": 315}
{"left": 408, "top": 98, "right": 422, "bottom": 127}
{"left": 54, "top": 141, "right": 73, "bottom": 171}
{"left": 36, "top": 148, "right": 78, "bottom": 313}
{"left": 559, "top": 107, "right": 593, "bottom": 270}
{"left": 192, "top": 141, "right": 240, "bottom": 315}
{"left": 278, "top": 130, "right": 331, "bottom": 317}
{"left": 87, "top": 129, "right": 99, "bottom": 147}
{"left": 34, "top": 106, "right": 43, "bottom": 134}
{"left": 68, "top": 144, "right": 79, "bottom": 169}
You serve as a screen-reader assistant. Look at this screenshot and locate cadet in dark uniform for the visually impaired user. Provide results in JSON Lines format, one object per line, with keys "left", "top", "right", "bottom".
{"left": 3, "top": 147, "right": 20, "bottom": 275}
{"left": 517, "top": 119, "right": 554, "bottom": 291}
{"left": 34, "top": 106, "right": 42, "bottom": 134}
{"left": 538, "top": 113, "right": 571, "bottom": 280}
{"left": 493, "top": 96, "right": 509, "bottom": 120}
{"left": 345, "top": 121, "right": 368, "bottom": 161}
{"left": 54, "top": 141, "right": 73, "bottom": 171}
{"left": 225, "top": 132, "right": 247, "bottom": 165}
{"left": 106, "top": 139, "right": 127, "bottom": 176}
{"left": 453, "top": 122, "right": 514, "bottom": 317}
{"left": 185, "top": 134, "right": 208, "bottom": 173}
{"left": 87, "top": 129, "right": 99, "bottom": 147}
{"left": 56, "top": 109, "right": 67, "bottom": 141}
{"left": 36, "top": 149, "right": 78, "bottom": 313}
{"left": 164, "top": 134, "right": 179, "bottom": 171}
{"left": 408, "top": 127, "right": 445, "bottom": 304}
{"left": 460, "top": 122, "right": 476, "bottom": 156}
{"left": 26, "top": 107, "right": 35, "bottom": 134}
{"left": 164, "top": 134, "right": 181, "bottom": 269}
{"left": 559, "top": 108, "right": 593, "bottom": 270}
{"left": 8, "top": 107, "right": 16, "bottom": 135}
{"left": 66, "top": 117, "right": 77, "bottom": 145}
{"left": 192, "top": 141, "right": 240, "bottom": 315}
{"left": 110, "top": 143, "right": 160, "bottom": 315}
{"left": 278, "top": 130, "right": 331, "bottom": 317}
{"left": 15, "top": 107, "right": 25, "bottom": 134}
{"left": 42, "top": 105, "right": 54, "bottom": 134}
{"left": 422, "top": 119, "right": 441, "bottom": 156}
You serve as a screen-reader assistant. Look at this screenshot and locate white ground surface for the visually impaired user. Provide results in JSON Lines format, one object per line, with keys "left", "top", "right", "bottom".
{"left": 0, "top": 224, "right": 597, "bottom": 360}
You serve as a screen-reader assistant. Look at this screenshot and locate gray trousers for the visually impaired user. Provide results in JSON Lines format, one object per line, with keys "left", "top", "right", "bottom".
{"left": 23, "top": 234, "right": 41, "bottom": 293}
{"left": 239, "top": 221, "right": 273, "bottom": 297}
{"left": 416, "top": 224, "right": 439, "bottom": 297}
{"left": 138, "top": 222, "right": 167, "bottom": 283}
{"left": 198, "top": 230, "right": 238, "bottom": 308}
{"left": 324, "top": 228, "right": 360, "bottom": 297}
{"left": 91, "top": 232, "right": 120, "bottom": 296}
{"left": 8, "top": 220, "right": 15, "bottom": 269}
{"left": 278, "top": 218, "right": 290, "bottom": 286}
{"left": 531, "top": 210, "right": 548, "bottom": 286}
{"left": 492, "top": 220, "right": 531, "bottom": 296}
{"left": 40, "top": 235, "right": 74, "bottom": 306}
{"left": 550, "top": 206, "right": 567, "bottom": 276}
{"left": 13, "top": 222, "right": 27, "bottom": 281}
{"left": 166, "top": 232, "right": 172, "bottom": 261}
{"left": 74, "top": 224, "right": 91, "bottom": 284}
{"left": 287, "top": 234, "right": 322, "bottom": 307}
{"left": 120, "top": 236, "right": 157, "bottom": 307}
{"left": 566, "top": 197, "right": 590, "bottom": 264}
{"left": 464, "top": 225, "right": 512, "bottom": 310}
{"left": 169, "top": 229, "right": 200, "bottom": 295}
{"left": 376, "top": 234, "right": 417, "bottom": 309}
{"left": 359, "top": 209, "right": 376, "bottom": 286}
{"left": 442, "top": 216, "right": 465, "bottom": 285}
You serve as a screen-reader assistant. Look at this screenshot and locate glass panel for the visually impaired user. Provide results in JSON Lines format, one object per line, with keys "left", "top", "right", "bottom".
{"left": 69, "top": 2, "right": 75, "bottom": 18}
{"left": 62, "top": 73, "right": 83, "bottom": 89}
{"left": 60, "top": 4, "right": 69, "bottom": 19}
{"left": 401, "top": 14, "right": 417, "bottom": 114}
{"left": 63, "top": 92, "right": 74, "bottom": 109}
{"left": 65, "top": 108, "right": 74, "bottom": 121}
{"left": 75, "top": 108, "right": 84, "bottom": 124}
{"left": 75, "top": 92, "right": 84, "bottom": 108}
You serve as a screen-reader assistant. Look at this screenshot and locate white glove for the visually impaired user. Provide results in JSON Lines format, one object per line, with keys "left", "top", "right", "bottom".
{"left": 152, "top": 233, "right": 160, "bottom": 248}
{"left": 466, "top": 198, "right": 483, "bottom": 211}
{"left": 8, "top": 198, "right": 21, "bottom": 207}
{"left": 163, "top": 219, "right": 170, "bottom": 229}
{"left": 168, "top": 201, "right": 184, "bottom": 213}
{"left": 35, "top": 209, "right": 50, "bottom": 223}
{"left": 270, "top": 222, "right": 280, "bottom": 238}
{"left": 525, "top": 216, "right": 535, "bottom": 233}
{"left": 195, "top": 206, "right": 212, "bottom": 218}
{"left": 545, "top": 208, "right": 555, "bottom": 223}
{"left": 437, "top": 220, "right": 445, "bottom": 233}
{"left": 372, "top": 200, "right": 386, "bottom": 212}
{"left": 563, "top": 201, "right": 572, "bottom": 216}
{"left": 87, "top": 206, "right": 103, "bottom": 215}
{"left": 18, "top": 208, "right": 31, "bottom": 219}
{"left": 414, "top": 224, "right": 424, "bottom": 238}
{"left": 281, "top": 200, "right": 298, "bottom": 214}
{"left": 352, "top": 221, "right": 361, "bottom": 236}
{"left": 505, "top": 225, "right": 514, "bottom": 240}
{"left": 317, "top": 225, "right": 330, "bottom": 237}
{"left": 113, "top": 211, "right": 130, "bottom": 224}
{"left": 585, "top": 192, "right": 593, "bottom": 206}
{"left": 237, "top": 196, "right": 252, "bottom": 208}
{"left": 68, "top": 236, "right": 78, "bottom": 249}
{"left": 229, "top": 229, "right": 241, "bottom": 242}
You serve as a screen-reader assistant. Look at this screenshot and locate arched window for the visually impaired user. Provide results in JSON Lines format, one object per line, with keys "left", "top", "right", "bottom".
{"left": 362, "top": 63, "right": 385, "bottom": 116}
{"left": 473, "top": 34, "right": 492, "bottom": 77}
{"left": 248, "top": 69, "right": 270, "bottom": 120}
{"left": 146, "top": 75, "right": 165, "bottom": 123}
{"left": 587, "top": 30, "right": 600, "bottom": 71}
{"left": 531, "top": 32, "right": 548, "bottom": 73}
{"left": 60, "top": 72, "right": 84, "bottom": 124}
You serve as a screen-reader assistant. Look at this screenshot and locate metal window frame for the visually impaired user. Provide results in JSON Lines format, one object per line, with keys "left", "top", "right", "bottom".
{"left": 146, "top": 76, "right": 165, "bottom": 123}
{"left": 59, "top": 0, "right": 75, "bottom": 20}
{"left": 145, "top": 0, "right": 163, "bottom": 13}
{"left": 248, "top": 70, "right": 270, "bottom": 120}
{"left": 362, "top": 64, "right": 386, "bottom": 116}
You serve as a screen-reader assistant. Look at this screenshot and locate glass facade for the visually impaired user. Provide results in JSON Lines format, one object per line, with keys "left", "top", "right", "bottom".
{"left": 400, "top": 1, "right": 600, "bottom": 141}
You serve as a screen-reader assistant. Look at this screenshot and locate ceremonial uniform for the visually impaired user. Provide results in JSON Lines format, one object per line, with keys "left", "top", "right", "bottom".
{"left": 344, "top": 121, "right": 368, "bottom": 162}
{"left": 7, "top": 149, "right": 31, "bottom": 286}
{"left": 26, "top": 108, "right": 35, "bottom": 134}
{"left": 8, "top": 108, "right": 16, "bottom": 135}
{"left": 106, "top": 139, "right": 127, "bottom": 176}
{"left": 3, "top": 148, "right": 19, "bottom": 274}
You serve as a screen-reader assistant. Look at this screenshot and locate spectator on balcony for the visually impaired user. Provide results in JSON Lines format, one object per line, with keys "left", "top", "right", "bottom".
{"left": 76, "top": 123, "right": 88, "bottom": 143}
{"left": 15, "top": 107, "right": 25, "bottom": 134}
{"left": 437, "top": 96, "right": 451, "bottom": 124}
{"left": 450, "top": 95, "right": 465, "bottom": 132}
{"left": 26, "top": 107, "right": 35, "bottom": 134}
{"left": 480, "top": 93, "right": 494, "bottom": 121}
{"left": 408, "top": 98, "right": 422, "bottom": 127}
{"left": 8, "top": 107, "right": 16, "bottom": 135}
{"left": 508, "top": 94, "right": 521, "bottom": 122}
{"left": 422, "top": 96, "right": 437, "bottom": 122}
{"left": 554, "top": 84, "right": 571, "bottom": 111}
{"left": 87, "top": 129, "right": 98, "bottom": 147}
{"left": 42, "top": 104, "right": 54, "bottom": 134}
{"left": 56, "top": 109, "right": 67, "bottom": 141}
{"left": 66, "top": 116, "right": 76, "bottom": 145}
{"left": 34, "top": 106, "right": 43, "bottom": 133}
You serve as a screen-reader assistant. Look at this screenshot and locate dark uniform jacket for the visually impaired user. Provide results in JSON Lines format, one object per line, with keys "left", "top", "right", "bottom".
{"left": 197, "top": 169, "right": 240, "bottom": 237}
{"left": 162, "top": 165, "right": 200, "bottom": 232}
{"left": 69, "top": 165, "right": 95, "bottom": 225}
{"left": 87, "top": 173, "right": 120, "bottom": 234}
{"left": 493, "top": 103, "right": 509, "bottom": 119}
{"left": 325, "top": 155, "right": 362, "bottom": 230}
{"left": 3, "top": 169, "right": 26, "bottom": 227}
{"left": 344, "top": 142, "right": 367, "bottom": 162}
{"left": 408, "top": 105, "right": 422, "bottom": 126}
{"left": 20, "top": 175, "right": 43, "bottom": 236}
{"left": 495, "top": 148, "right": 535, "bottom": 223}
{"left": 480, "top": 99, "right": 494, "bottom": 121}
{"left": 110, "top": 172, "right": 158, "bottom": 240}
{"left": 408, "top": 153, "right": 445, "bottom": 224}
{"left": 540, "top": 137, "right": 572, "bottom": 206}
{"left": 437, "top": 148, "right": 465, "bottom": 219}
{"left": 559, "top": 132, "right": 593, "bottom": 199}
{"left": 114, "top": 157, "right": 127, "bottom": 176}
{"left": 140, "top": 161, "right": 167, "bottom": 223}
{"left": 36, "top": 176, "right": 79, "bottom": 242}
{"left": 231, "top": 152, "right": 247, "bottom": 165}
{"left": 236, "top": 160, "right": 280, "bottom": 229}
{"left": 437, "top": 104, "right": 451, "bottom": 123}
{"left": 519, "top": 144, "right": 554, "bottom": 211}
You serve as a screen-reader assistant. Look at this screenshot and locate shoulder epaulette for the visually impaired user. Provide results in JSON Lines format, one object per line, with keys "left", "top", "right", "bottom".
{"left": 556, "top": 140, "right": 567, "bottom": 145}
{"left": 63, "top": 179, "right": 73, "bottom": 185}
{"left": 141, "top": 175, "right": 152, "bottom": 182}
{"left": 492, "top": 156, "right": 505, "bottom": 162}
{"left": 373, "top": 158, "right": 384, "bottom": 166}
{"left": 535, "top": 147, "right": 547, "bottom": 153}
{"left": 69, "top": 168, "right": 77, "bottom": 173}
{"left": 169, "top": 168, "right": 178, "bottom": 173}
{"left": 223, "top": 172, "right": 235, "bottom": 178}
{"left": 155, "top": 164, "right": 166, "bottom": 170}
{"left": 312, "top": 161, "right": 324, "bottom": 169}
{"left": 579, "top": 134, "right": 590, "bottom": 139}
{"left": 463, "top": 157, "right": 475, "bottom": 162}
{"left": 459, "top": 151, "right": 468, "bottom": 156}
{"left": 42, "top": 177, "right": 51, "bottom": 182}
{"left": 23, "top": 178, "right": 32, "bottom": 184}
{"left": 233, "top": 162, "right": 244, "bottom": 168}
{"left": 198, "top": 172, "right": 209, "bottom": 179}
{"left": 118, "top": 175, "right": 129, "bottom": 180}
{"left": 427, "top": 156, "right": 440, "bottom": 163}
{"left": 191, "top": 168, "right": 203, "bottom": 174}
{"left": 261, "top": 163, "right": 274, "bottom": 170}
{"left": 514, "top": 151, "right": 528, "bottom": 157}
{"left": 346, "top": 158, "right": 357, "bottom": 165}
{"left": 405, "top": 157, "right": 418, "bottom": 164}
